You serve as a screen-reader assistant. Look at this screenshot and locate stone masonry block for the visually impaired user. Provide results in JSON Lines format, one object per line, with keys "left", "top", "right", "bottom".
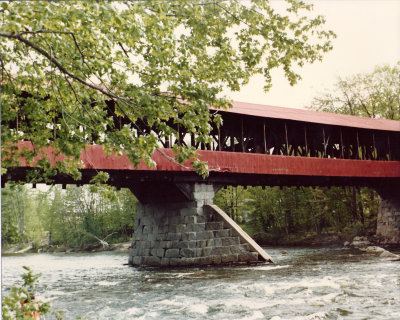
{"left": 142, "top": 248, "right": 151, "bottom": 256}
{"left": 165, "top": 248, "right": 180, "bottom": 258}
{"left": 213, "top": 238, "right": 222, "bottom": 247}
{"left": 147, "top": 233, "right": 157, "bottom": 241}
{"left": 180, "top": 207, "right": 198, "bottom": 217}
{"left": 215, "top": 229, "right": 231, "bottom": 238}
{"left": 182, "top": 232, "right": 196, "bottom": 241}
{"left": 167, "top": 233, "right": 182, "bottom": 241}
{"left": 196, "top": 200, "right": 205, "bottom": 208}
{"left": 142, "top": 225, "right": 152, "bottom": 234}
{"left": 143, "top": 256, "right": 161, "bottom": 266}
{"left": 170, "top": 216, "right": 181, "bottom": 225}
{"left": 211, "top": 247, "right": 231, "bottom": 256}
{"left": 141, "top": 216, "right": 154, "bottom": 226}
{"left": 196, "top": 231, "right": 214, "bottom": 240}
{"left": 180, "top": 248, "right": 196, "bottom": 258}
{"left": 195, "top": 248, "right": 203, "bottom": 257}
{"left": 211, "top": 255, "right": 222, "bottom": 264}
{"left": 221, "top": 237, "right": 240, "bottom": 246}
{"left": 229, "top": 245, "right": 245, "bottom": 254}
{"left": 138, "top": 240, "right": 150, "bottom": 249}
{"left": 150, "top": 248, "right": 165, "bottom": 258}
{"left": 131, "top": 256, "right": 143, "bottom": 265}
{"left": 196, "top": 240, "right": 207, "bottom": 248}
{"left": 192, "top": 191, "right": 206, "bottom": 201}
{"left": 206, "top": 222, "right": 224, "bottom": 231}
{"left": 198, "top": 256, "right": 213, "bottom": 265}
{"left": 169, "top": 258, "right": 182, "bottom": 266}
{"left": 221, "top": 254, "right": 239, "bottom": 264}
{"left": 176, "top": 224, "right": 188, "bottom": 233}
{"left": 191, "top": 223, "right": 206, "bottom": 232}
{"left": 180, "top": 258, "right": 196, "bottom": 266}
{"left": 154, "top": 233, "right": 164, "bottom": 241}
{"left": 238, "top": 251, "right": 259, "bottom": 262}
{"left": 160, "top": 241, "right": 172, "bottom": 249}
{"left": 161, "top": 258, "right": 170, "bottom": 266}
{"left": 183, "top": 216, "right": 196, "bottom": 224}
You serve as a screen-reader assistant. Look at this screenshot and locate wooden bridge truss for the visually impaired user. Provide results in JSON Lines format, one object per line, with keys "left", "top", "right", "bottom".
{"left": 124, "top": 103, "right": 399, "bottom": 162}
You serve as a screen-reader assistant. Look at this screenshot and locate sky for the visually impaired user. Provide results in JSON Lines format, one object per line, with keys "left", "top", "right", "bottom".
{"left": 226, "top": 0, "right": 400, "bottom": 109}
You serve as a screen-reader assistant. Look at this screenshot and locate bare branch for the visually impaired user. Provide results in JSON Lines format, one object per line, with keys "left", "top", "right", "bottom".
{"left": 0, "top": 31, "right": 120, "bottom": 100}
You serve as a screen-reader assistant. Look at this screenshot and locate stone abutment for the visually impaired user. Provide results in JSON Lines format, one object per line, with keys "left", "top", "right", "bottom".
{"left": 376, "top": 188, "right": 400, "bottom": 244}
{"left": 128, "top": 183, "right": 270, "bottom": 267}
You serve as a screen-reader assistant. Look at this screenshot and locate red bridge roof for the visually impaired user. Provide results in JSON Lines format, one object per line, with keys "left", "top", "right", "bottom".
{"left": 213, "top": 101, "right": 400, "bottom": 132}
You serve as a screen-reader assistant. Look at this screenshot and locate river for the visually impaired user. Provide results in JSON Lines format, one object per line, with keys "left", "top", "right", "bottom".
{"left": 2, "top": 247, "right": 400, "bottom": 319}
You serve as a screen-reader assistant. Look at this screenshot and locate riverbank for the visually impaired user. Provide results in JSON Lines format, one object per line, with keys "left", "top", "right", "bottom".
{"left": 254, "top": 232, "right": 344, "bottom": 247}
{"left": 3, "top": 235, "right": 399, "bottom": 258}
{"left": 2, "top": 241, "right": 132, "bottom": 255}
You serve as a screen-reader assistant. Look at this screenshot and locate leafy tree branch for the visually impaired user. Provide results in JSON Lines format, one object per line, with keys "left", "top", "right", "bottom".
{"left": 1, "top": 0, "right": 335, "bottom": 181}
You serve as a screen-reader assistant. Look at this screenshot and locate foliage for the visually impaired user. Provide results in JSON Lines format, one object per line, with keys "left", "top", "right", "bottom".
{"left": 1, "top": 184, "right": 138, "bottom": 249}
{"left": 2, "top": 266, "right": 63, "bottom": 320}
{"left": 214, "top": 186, "right": 249, "bottom": 223}
{"left": 309, "top": 62, "right": 400, "bottom": 120}
{"left": 1, "top": 0, "right": 335, "bottom": 180}
{"left": 1, "top": 185, "right": 31, "bottom": 246}
{"left": 243, "top": 186, "right": 379, "bottom": 243}
{"left": 43, "top": 185, "right": 138, "bottom": 248}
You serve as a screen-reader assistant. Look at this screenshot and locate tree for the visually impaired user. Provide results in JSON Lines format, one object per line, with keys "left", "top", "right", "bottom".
{"left": 1, "top": 185, "right": 31, "bottom": 246}
{"left": 214, "top": 186, "right": 249, "bottom": 223}
{"left": 308, "top": 63, "right": 399, "bottom": 235}
{"left": 309, "top": 62, "right": 400, "bottom": 120}
{"left": 1, "top": 0, "right": 335, "bottom": 181}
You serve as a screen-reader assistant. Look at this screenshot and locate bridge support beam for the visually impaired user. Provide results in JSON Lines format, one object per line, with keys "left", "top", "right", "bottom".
{"left": 376, "top": 188, "right": 400, "bottom": 244}
{"left": 128, "top": 182, "right": 270, "bottom": 267}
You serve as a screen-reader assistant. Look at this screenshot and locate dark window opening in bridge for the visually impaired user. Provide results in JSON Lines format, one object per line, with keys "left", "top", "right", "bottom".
{"left": 6, "top": 96, "right": 399, "bottom": 162}
{"left": 120, "top": 103, "right": 399, "bottom": 161}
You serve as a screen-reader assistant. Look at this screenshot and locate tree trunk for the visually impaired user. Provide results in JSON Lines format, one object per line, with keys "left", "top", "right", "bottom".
{"left": 351, "top": 186, "right": 358, "bottom": 222}
{"left": 357, "top": 187, "right": 365, "bottom": 225}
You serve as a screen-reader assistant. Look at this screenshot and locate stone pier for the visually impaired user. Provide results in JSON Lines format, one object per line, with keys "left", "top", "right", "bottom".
{"left": 376, "top": 188, "right": 400, "bottom": 244}
{"left": 128, "top": 182, "right": 271, "bottom": 267}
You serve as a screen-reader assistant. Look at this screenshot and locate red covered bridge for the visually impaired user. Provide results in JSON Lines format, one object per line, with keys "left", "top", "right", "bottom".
{"left": 3, "top": 102, "right": 400, "bottom": 266}
{"left": 5, "top": 101, "right": 399, "bottom": 191}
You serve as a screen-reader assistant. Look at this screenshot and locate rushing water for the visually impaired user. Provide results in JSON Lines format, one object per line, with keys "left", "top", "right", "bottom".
{"left": 2, "top": 247, "right": 400, "bottom": 320}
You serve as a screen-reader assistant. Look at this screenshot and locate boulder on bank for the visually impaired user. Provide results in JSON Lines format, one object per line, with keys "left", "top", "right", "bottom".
{"left": 345, "top": 236, "right": 399, "bottom": 259}
{"left": 379, "top": 249, "right": 399, "bottom": 258}
{"left": 350, "top": 236, "right": 370, "bottom": 248}
{"left": 358, "top": 246, "right": 399, "bottom": 258}
{"left": 362, "top": 246, "right": 386, "bottom": 254}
